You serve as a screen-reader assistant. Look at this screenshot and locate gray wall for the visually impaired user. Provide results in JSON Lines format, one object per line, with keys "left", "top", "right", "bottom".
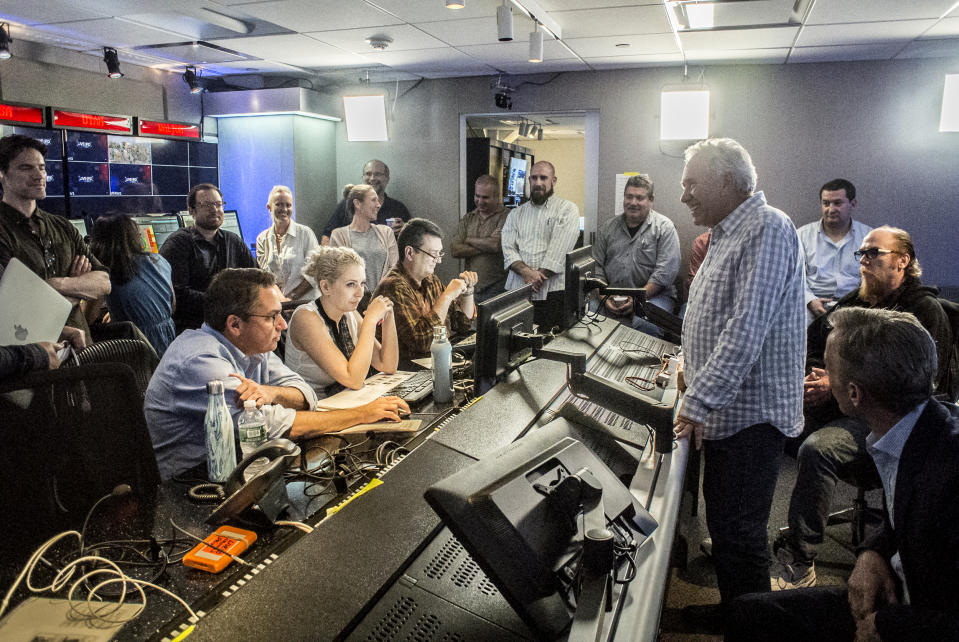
{"left": 334, "top": 58, "right": 959, "bottom": 287}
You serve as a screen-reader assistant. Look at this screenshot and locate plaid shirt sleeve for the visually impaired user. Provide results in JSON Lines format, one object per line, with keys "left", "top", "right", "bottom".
{"left": 375, "top": 269, "right": 443, "bottom": 356}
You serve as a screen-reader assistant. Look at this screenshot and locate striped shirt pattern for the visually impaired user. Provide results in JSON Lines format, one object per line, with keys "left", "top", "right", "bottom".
{"left": 501, "top": 195, "right": 580, "bottom": 300}
{"left": 682, "top": 191, "right": 806, "bottom": 440}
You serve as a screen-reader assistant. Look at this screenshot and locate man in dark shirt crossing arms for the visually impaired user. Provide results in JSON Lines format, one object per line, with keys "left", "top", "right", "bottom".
{"left": 0, "top": 134, "right": 110, "bottom": 342}
{"left": 160, "top": 183, "right": 256, "bottom": 333}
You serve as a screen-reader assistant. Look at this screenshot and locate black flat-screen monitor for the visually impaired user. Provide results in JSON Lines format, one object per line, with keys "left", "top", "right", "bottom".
{"left": 562, "top": 245, "right": 598, "bottom": 330}
{"left": 473, "top": 284, "right": 535, "bottom": 396}
{"left": 425, "top": 430, "right": 657, "bottom": 640}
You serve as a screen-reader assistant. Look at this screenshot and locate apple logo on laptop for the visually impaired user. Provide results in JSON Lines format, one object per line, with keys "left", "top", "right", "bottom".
{"left": 14, "top": 324, "right": 28, "bottom": 341}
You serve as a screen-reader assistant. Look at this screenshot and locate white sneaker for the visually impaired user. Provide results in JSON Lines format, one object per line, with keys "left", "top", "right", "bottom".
{"left": 770, "top": 546, "right": 816, "bottom": 591}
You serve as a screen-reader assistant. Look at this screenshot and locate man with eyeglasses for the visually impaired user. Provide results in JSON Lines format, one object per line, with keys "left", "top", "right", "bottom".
{"left": 373, "top": 218, "right": 476, "bottom": 359}
{"left": 0, "top": 134, "right": 110, "bottom": 343}
{"left": 771, "top": 225, "right": 953, "bottom": 592}
{"left": 320, "top": 160, "right": 410, "bottom": 245}
{"left": 160, "top": 183, "right": 256, "bottom": 333}
{"left": 797, "top": 179, "right": 873, "bottom": 323}
{"left": 501, "top": 160, "right": 581, "bottom": 330}
{"left": 145, "top": 268, "right": 409, "bottom": 480}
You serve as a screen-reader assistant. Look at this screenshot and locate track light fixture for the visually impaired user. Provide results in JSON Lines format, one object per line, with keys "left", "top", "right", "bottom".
{"left": 497, "top": 1, "right": 513, "bottom": 42}
{"left": 519, "top": 120, "right": 530, "bottom": 137}
{"left": 529, "top": 21, "right": 544, "bottom": 63}
{"left": 537, "top": 125, "right": 544, "bottom": 140}
{"left": 103, "top": 47, "right": 123, "bottom": 78}
{"left": 0, "top": 23, "right": 12, "bottom": 60}
{"left": 183, "top": 66, "right": 204, "bottom": 94}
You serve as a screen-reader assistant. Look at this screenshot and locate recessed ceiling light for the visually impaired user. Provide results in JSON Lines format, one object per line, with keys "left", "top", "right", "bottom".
{"left": 615, "top": 43, "right": 630, "bottom": 48}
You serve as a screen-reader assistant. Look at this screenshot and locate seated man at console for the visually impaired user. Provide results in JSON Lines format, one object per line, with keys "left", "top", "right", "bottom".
{"left": 591, "top": 174, "right": 680, "bottom": 334}
{"left": 373, "top": 218, "right": 476, "bottom": 360}
{"left": 771, "top": 225, "right": 953, "bottom": 590}
{"left": 144, "top": 268, "right": 408, "bottom": 480}
{"left": 728, "top": 307, "right": 959, "bottom": 641}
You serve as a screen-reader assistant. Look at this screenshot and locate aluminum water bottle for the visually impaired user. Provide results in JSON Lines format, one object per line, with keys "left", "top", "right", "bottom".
{"left": 204, "top": 380, "right": 236, "bottom": 483}
{"left": 431, "top": 325, "right": 453, "bottom": 403}
{"left": 238, "top": 400, "right": 269, "bottom": 481}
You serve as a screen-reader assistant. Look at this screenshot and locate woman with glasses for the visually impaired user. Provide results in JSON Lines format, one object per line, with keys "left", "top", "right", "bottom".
{"left": 329, "top": 184, "right": 398, "bottom": 297}
{"left": 284, "top": 246, "right": 398, "bottom": 397}
{"left": 90, "top": 215, "right": 176, "bottom": 356}
{"left": 255, "top": 185, "right": 319, "bottom": 302}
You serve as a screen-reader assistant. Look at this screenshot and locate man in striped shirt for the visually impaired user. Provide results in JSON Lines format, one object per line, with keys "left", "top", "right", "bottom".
{"left": 674, "top": 138, "right": 806, "bottom": 628}
{"left": 501, "top": 160, "right": 581, "bottom": 330}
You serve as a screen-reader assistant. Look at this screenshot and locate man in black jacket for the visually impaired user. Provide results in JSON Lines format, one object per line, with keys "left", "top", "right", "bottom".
{"left": 728, "top": 307, "right": 959, "bottom": 641}
{"left": 771, "top": 225, "right": 953, "bottom": 590}
{"left": 160, "top": 183, "right": 256, "bottom": 333}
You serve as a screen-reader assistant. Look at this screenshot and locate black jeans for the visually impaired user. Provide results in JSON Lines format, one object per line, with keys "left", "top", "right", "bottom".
{"left": 726, "top": 586, "right": 855, "bottom": 642}
{"left": 703, "top": 422, "right": 786, "bottom": 604}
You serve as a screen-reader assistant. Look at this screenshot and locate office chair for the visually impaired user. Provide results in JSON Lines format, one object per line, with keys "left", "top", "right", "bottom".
{"left": 75, "top": 338, "right": 159, "bottom": 397}
{"left": 0, "top": 362, "right": 161, "bottom": 571}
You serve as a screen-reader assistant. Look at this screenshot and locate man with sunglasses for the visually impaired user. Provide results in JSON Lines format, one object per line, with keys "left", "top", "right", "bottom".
{"left": 160, "top": 183, "right": 256, "bottom": 333}
{"left": 771, "top": 225, "right": 952, "bottom": 591}
{"left": 373, "top": 218, "right": 476, "bottom": 359}
{"left": 0, "top": 134, "right": 110, "bottom": 343}
{"left": 145, "top": 268, "right": 409, "bottom": 480}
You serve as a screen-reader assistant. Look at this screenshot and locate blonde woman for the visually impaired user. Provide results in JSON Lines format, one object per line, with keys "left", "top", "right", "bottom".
{"left": 285, "top": 246, "right": 398, "bottom": 397}
{"left": 256, "top": 185, "right": 319, "bottom": 300}
{"left": 329, "top": 184, "right": 398, "bottom": 294}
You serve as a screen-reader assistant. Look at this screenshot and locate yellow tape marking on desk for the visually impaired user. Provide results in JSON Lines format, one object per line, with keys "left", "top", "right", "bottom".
{"left": 326, "top": 478, "right": 383, "bottom": 517}
{"left": 172, "top": 624, "right": 195, "bottom": 641}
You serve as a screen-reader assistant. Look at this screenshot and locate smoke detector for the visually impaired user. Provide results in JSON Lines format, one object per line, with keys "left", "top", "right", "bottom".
{"left": 365, "top": 36, "right": 393, "bottom": 51}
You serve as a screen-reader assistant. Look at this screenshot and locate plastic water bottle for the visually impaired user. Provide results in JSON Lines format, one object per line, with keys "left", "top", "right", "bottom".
{"left": 431, "top": 325, "right": 453, "bottom": 403}
{"left": 204, "top": 380, "right": 236, "bottom": 483}
{"left": 238, "top": 400, "right": 269, "bottom": 481}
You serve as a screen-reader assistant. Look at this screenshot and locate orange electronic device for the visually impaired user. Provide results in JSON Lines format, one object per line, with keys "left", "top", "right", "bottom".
{"left": 183, "top": 525, "right": 257, "bottom": 573}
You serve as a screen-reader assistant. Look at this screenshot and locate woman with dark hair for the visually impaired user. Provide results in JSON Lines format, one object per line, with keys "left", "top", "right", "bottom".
{"left": 90, "top": 215, "right": 176, "bottom": 355}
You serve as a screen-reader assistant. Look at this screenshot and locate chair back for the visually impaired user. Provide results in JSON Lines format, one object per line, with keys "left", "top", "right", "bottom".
{"left": 75, "top": 338, "right": 159, "bottom": 397}
{"left": 0, "top": 363, "right": 160, "bottom": 568}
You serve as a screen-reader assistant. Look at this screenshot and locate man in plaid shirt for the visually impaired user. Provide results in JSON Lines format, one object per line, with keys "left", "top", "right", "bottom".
{"left": 674, "top": 138, "right": 806, "bottom": 629}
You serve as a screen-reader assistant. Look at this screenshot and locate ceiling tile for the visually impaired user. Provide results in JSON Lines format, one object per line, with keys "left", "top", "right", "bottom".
{"left": 458, "top": 38, "right": 570, "bottom": 64}
{"left": 896, "top": 38, "right": 959, "bottom": 59}
{"left": 0, "top": 1, "right": 107, "bottom": 25}
{"left": 680, "top": 26, "right": 799, "bottom": 50}
{"left": 565, "top": 33, "right": 678, "bottom": 57}
{"left": 923, "top": 16, "right": 959, "bottom": 38}
{"left": 787, "top": 43, "right": 902, "bottom": 63}
{"left": 307, "top": 24, "right": 447, "bottom": 53}
{"left": 553, "top": 5, "right": 670, "bottom": 38}
{"left": 234, "top": 0, "right": 400, "bottom": 32}
{"left": 496, "top": 58, "right": 591, "bottom": 73}
{"left": 538, "top": 0, "right": 661, "bottom": 9}
{"left": 796, "top": 20, "right": 937, "bottom": 47}
{"left": 362, "top": 0, "right": 499, "bottom": 23}
{"left": 586, "top": 52, "right": 685, "bottom": 68}
{"left": 806, "top": 0, "right": 955, "bottom": 24}
{"left": 686, "top": 48, "right": 789, "bottom": 64}
{"left": 215, "top": 33, "right": 369, "bottom": 67}
{"left": 34, "top": 18, "right": 188, "bottom": 48}
{"left": 354, "top": 46, "right": 497, "bottom": 74}
{"left": 417, "top": 15, "right": 536, "bottom": 47}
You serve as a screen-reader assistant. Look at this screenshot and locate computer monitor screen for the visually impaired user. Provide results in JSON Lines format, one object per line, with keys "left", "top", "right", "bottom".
{"left": 505, "top": 155, "right": 529, "bottom": 207}
{"left": 562, "top": 245, "right": 598, "bottom": 330}
{"left": 131, "top": 214, "right": 181, "bottom": 253}
{"left": 425, "top": 430, "right": 657, "bottom": 639}
{"left": 473, "top": 284, "right": 535, "bottom": 396}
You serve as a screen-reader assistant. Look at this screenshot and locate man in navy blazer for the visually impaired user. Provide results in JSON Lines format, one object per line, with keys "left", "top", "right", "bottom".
{"left": 726, "top": 306, "right": 959, "bottom": 641}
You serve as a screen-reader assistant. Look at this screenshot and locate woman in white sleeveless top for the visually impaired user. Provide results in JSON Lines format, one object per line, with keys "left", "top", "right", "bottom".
{"left": 285, "top": 246, "right": 398, "bottom": 397}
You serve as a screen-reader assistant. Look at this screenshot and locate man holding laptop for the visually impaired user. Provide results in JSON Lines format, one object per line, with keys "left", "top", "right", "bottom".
{"left": 0, "top": 134, "right": 110, "bottom": 343}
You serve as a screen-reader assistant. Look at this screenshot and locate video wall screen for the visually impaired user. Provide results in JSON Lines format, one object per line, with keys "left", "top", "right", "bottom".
{"left": 65, "top": 133, "right": 217, "bottom": 218}
{"left": 0, "top": 124, "right": 66, "bottom": 216}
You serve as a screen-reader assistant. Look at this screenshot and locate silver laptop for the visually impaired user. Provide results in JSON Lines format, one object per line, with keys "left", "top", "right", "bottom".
{"left": 0, "top": 258, "right": 72, "bottom": 346}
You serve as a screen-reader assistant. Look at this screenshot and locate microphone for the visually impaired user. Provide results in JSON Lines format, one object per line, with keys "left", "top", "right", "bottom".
{"left": 79, "top": 484, "right": 133, "bottom": 556}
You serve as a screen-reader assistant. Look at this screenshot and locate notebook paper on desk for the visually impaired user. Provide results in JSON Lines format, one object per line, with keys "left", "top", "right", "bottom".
{"left": 315, "top": 371, "right": 414, "bottom": 409}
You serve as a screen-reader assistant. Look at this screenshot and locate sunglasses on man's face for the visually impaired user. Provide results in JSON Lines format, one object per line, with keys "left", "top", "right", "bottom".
{"left": 853, "top": 247, "right": 897, "bottom": 262}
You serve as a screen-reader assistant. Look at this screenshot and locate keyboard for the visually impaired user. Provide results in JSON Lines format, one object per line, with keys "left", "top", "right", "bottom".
{"left": 452, "top": 332, "right": 476, "bottom": 354}
{"left": 386, "top": 370, "right": 433, "bottom": 404}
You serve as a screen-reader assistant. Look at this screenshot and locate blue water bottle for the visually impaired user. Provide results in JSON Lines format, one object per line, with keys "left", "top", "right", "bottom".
{"left": 204, "top": 380, "right": 237, "bottom": 482}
